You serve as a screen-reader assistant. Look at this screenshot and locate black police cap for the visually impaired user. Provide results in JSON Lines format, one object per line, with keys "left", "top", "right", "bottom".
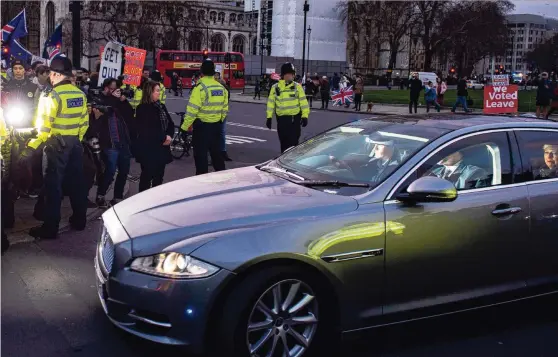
{"left": 48, "top": 56, "right": 73, "bottom": 77}
{"left": 11, "top": 59, "right": 26, "bottom": 69}
{"left": 201, "top": 59, "right": 215, "bottom": 76}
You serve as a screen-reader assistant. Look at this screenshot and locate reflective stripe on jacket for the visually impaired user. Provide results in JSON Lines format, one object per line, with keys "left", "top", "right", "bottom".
{"left": 28, "top": 82, "right": 89, "bottom": 149}
{"left": 181, "top": 76, "right": 229, "bottom": 131}
{"left": 266, "top": 80, "right": 310, "bottom": 119}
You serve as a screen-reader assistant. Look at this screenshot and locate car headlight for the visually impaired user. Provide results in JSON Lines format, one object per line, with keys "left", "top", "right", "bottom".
{"left": 130, "top": 253, "right": 219, "bottom": 279}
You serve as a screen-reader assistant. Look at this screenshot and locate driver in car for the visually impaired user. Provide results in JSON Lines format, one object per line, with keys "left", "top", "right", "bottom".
{"left": 537, "top": 144, "right": 558, "bottom": 179}
{"left": 428, "top": 150, "right": 489, "bottom": 190}
{"left": 357, "top": 139, "right": 400, "bottom": 182}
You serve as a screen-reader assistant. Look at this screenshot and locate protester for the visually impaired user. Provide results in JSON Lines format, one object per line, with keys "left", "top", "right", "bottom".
{"left": 546, "top": 80, "right": 558, "bottom": 120}
{"left": 354, "top": 74, "right": 364, "bottom": 112}
{"left": 254, "top": 77, "right": 262, "bottom": 100}
{"left": 451, "top": 75, "right": 469, "bottom": 113}
{"left": 536, "top": 72, "right": 552, "bottom": 119}
{"left": 304, "top": 76, "right": 316, "bottom": 108}
{"left": 320, "top": 76, "right": 330, "bottom": 110}
{"left": 408, "top": 73, "right": 422, "bottom": 114}
{"left": 436, "top": 77, "right": 447, "bottom": 106}
{"left": 425, "top": 81, "right": 441, "bottom": 113}
{"left": 135, "top": 81, "right": 175, "bottom": 192}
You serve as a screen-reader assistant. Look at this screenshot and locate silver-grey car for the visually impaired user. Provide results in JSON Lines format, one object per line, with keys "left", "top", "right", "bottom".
{"left": 95, "top": 116, "right": 558, "bottom": 357}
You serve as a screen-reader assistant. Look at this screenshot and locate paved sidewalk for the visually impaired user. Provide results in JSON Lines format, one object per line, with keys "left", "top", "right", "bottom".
{"left": 7, "top": 180, "right": 130, "bottom": 244}
{"left": 230, "top": 92, "right": 456, "bottom": 116}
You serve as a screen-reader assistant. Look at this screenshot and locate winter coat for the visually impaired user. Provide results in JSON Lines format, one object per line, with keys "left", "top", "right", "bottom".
{"left": 135, "top": 102, "right": 175, "bottom": 165}
{"left": 424, "top": 86, "right": 437, "bottom": 102}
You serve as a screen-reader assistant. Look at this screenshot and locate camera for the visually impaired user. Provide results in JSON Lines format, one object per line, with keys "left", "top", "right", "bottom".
{"left": 86, "top": 137, "right": 101, "bottom": 155}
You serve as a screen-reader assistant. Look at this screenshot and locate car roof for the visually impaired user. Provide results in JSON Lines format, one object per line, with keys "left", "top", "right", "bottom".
{"left": 368, "top": 114, "right": 558, "bottom": 132}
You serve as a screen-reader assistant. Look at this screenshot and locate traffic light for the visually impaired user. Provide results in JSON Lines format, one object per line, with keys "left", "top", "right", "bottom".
{"left": 1, "top": 45, "right": 8, "bottom": 60}
{"left": 202, "top": 49, "right": 208, "bottom": 59}
{"left": 450, "top": 67, "right": 456, "bottom": 74}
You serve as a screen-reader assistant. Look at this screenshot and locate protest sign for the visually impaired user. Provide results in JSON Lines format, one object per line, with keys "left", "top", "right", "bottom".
{"left": 98, "top": 42, "right": 122, "bottom": 87}
{"left": 491, "top": 74, "right": 509, "bottom": 86}
{"left": 483, "top": 85, "right": 519, "bottom": 114}
{"left": 122, "top": 47, "right": 146, "bottom": 86}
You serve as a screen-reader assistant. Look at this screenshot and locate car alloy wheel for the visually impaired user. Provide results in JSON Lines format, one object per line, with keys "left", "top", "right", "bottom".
{"left": 246, "top": 279, "right": 319, "bottom": 357}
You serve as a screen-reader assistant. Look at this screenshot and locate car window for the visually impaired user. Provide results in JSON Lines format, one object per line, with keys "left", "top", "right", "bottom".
{"left": 516, "top": 131, "right": 558, "bottom": 181}
{"left": 397, "top": 132, "right": 513, "bottom": 193}
{"left": 275, "top": 120, "right": 449, "bottom": 190}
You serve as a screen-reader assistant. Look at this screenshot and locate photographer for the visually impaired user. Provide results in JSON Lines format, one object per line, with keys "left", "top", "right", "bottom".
{"left": 91, "top": 78, "right": 134, "bottom": 207}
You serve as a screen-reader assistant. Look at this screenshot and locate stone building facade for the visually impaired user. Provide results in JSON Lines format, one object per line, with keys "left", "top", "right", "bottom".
{"left": 27, "top": 0, "right": 257, "bottom": 70}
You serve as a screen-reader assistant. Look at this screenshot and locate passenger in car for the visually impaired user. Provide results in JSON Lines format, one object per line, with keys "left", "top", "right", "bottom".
{"left": 538, "top": 144, "right": 558, "bottom": 179}
{"left": 428, "top": 150, "right": 489, "bottom": 190}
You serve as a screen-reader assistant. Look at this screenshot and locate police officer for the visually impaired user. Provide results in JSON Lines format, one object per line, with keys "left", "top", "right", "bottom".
{"left": 181, "top": 59, "right": 229, "bottom": 175}
{"left": 22, "top": 56, "right": 89, "bottom": 239}
{"left": 266, "top": 62, "right": 310, "bottom": 153}
{"left": 150, "top": 70, "right": 167, "bottom": 105}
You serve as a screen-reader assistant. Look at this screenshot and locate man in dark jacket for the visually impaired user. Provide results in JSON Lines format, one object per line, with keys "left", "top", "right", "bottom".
{"left": 409, "top": 73, "right": 423, "bottom": 114}
{"left": 452, "top": 76, "right": 469, "bottom": 113}
{"left": 331, "top": 72, "right": 340, "bottom": 91}
{"left": 3, "top": 60, "right": 38, "bottom": 128}
{"left": 320, "top": 76, "right": 330, "bottom": 110}
{"left": 92, "top": 78, "right": 134, "bottom": 207}
{"left": 305, "top": 77, "right": 316, "bottom": 108}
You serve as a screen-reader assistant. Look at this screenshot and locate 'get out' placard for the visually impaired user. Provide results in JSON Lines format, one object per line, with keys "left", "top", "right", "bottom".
{"left": 483, "top": 85, "right": 519, "bottom": 114}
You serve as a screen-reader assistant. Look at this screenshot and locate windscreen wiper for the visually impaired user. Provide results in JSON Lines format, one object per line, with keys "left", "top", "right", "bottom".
{"left": 294, "top": 180, "right": 370, "bottom": 188}
{"left": 258, "top": 165, "right": 307, "bottom": 181}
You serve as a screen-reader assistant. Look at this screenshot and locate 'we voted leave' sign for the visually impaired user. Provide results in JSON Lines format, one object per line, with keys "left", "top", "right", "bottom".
{"left": 483, "top": 85, "right": 519, "bottom": 114}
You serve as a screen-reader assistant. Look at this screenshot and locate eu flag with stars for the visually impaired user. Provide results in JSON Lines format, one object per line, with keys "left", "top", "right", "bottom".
{"left": 43, "top": 24, "right": 62, "bottom": 60}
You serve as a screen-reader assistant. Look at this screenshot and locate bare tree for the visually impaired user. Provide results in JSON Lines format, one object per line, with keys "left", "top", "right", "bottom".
{"left": 414, "top": 0, "right": 450, "bottom": 72}
{"left": 438, "top": 0, "right": 514, "bottom": 77}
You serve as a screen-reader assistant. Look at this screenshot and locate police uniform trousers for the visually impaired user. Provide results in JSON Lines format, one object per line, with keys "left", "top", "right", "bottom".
{"left": 192, "top": 120, "right": 226, "bottom": 175}
{"left": 276, "top": 112, "right": 302, "bottom": 153}
{"left": 40, "top": 136, "right": 88, "bottom": 234}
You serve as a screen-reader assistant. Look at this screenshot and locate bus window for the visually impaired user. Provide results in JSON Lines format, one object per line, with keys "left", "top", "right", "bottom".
{"left": 233, "top": 71, "right": 244, "bottom": 79}
{"left": 230, "top": 54, "right": 243, "bottom": 62}
{"left": 159, "top": 53, "right": 173, "bottom": 61}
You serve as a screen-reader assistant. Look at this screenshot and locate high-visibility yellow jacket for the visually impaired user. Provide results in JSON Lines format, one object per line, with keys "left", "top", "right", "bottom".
{"left": 266, "top": 80, "right": 310, "bottom": 119}
{"left": 130, "top": 87, "right": 142, "bottom": 110}
{"left": 28, "top": 81, "right": 89, "bottom": 150}
{"left": 181, "top": 76, "right": 229, "bottom": 131}
{"left": 159, "top": 83, "right": 167, "bottom": 105}
{"left": 0, "top": 110, "right": 7, "bottom": 147}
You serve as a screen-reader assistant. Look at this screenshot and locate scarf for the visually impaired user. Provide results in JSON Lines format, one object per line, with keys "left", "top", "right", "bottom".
{"left": 154, "top": 101, "right": 169, "bottom": 132}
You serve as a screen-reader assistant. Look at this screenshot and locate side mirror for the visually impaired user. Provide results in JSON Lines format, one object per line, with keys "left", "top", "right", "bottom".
{"left": 395, "top": 176, "right": 457, "bottom": 203}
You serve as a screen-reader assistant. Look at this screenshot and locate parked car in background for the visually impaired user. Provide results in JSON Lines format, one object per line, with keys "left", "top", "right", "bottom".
{"left": 96, "top": 115, "right": 558, "bottom": 357}
{"left": 466, "top": 80, "right": 484, "bottom": 90}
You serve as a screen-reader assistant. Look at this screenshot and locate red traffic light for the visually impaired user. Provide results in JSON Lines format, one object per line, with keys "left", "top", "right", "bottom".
{"left": 450, "top": 68, "right": 455, "bottom": 73}
{"left": 56, "top": 43, "right": 61, "bottom": 49}
{"left": 202, "top": 49, "right": 208, "bottom": 58}
{"left": 2, "top": 47, "right": 8, "bottom": 54}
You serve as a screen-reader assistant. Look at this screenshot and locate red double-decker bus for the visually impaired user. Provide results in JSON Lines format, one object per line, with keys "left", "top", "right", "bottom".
{"left": 155, "top": 50, "right": 245, "bottom": 89}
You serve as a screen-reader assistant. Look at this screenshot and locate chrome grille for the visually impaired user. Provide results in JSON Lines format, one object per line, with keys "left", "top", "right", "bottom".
{"left": 99, "top": 226, "right": 115, "bottom": 274}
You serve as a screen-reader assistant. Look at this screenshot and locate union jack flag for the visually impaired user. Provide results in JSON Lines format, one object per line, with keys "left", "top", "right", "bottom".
{"left": 2, "top": 9, "right": 28, "bottom": 42}
{"left": 331, "top": 86, "right": 354, "bottom": 106}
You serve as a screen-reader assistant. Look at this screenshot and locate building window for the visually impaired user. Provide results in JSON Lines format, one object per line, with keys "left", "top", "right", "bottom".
{"left": 232, "top": 35, "right": 245, "bottom": 53}
{"left": 528, "top": 37, "right": 533, "bottom": 42}
{"left": 210, "top": 11, "right": 217, "bottom": 22}
{"left": 189, "top": 9, "right": 197, "bottom": 21}
{"left": 238, "top": 14, "right": 244, "bottom": 25}
{"left": 229, "top": 13, "right": 236, "bottom": 24}
{"left": 189, "top": 31, "right": 203, "bottom": 51}
{"left": 218, "top": 12, "right": 225, "bottom": 23}
{"left": 46, "top": 1, "right": 55, "bottom": 37}
{"left": 211, "top": 33, "right": 225, "bottom": 52}
{"left": 198, "top": 10, "right": 205, "bottom": 21}
{"left": 252, "top": 37, "right": 257, "bottom": 55}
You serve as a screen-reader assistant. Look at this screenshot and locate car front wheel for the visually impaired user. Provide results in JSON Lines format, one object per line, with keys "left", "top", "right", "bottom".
{"left": 214, "top": 265, "right": 336, "bottom": 357}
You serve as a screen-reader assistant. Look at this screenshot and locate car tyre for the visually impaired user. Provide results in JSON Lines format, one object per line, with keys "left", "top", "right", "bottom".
{"left": 212, "top": 265, "right": 338, "bottom": 357}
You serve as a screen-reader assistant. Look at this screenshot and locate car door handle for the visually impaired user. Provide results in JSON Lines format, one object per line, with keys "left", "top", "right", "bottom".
{"left": 492, "top": 207, "right": 522, "bottom": 216}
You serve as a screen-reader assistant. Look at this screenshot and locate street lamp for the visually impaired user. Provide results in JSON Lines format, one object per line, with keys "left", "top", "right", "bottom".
{"left": 260, "top": 37, "right": 266, "bottom": 76}
{"left": 306, "top": 26, "right": 312, "bottom": 77}
{"left": 301, "top": 0, "right": 309, "bottom": 75}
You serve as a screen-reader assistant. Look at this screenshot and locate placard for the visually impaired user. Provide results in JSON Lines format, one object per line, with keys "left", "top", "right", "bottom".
{"left": 98, "top": 42, "right": 122, "bottom": 87}
{"left": 122, "top": 47, "right": 146, "bottom": 87}
{"left": 483, "top": 85, "right": 518, "bottom": 114}
{"left": 491, "top": 74, "right": 509, "bottom": 86}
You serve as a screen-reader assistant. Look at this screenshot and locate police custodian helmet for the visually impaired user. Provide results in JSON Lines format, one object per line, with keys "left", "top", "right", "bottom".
{"left": 201, "top": 59, "right": 215, "bottom": 76}
{"left": 280, "top": 62, "right": 296, "bottom": 77}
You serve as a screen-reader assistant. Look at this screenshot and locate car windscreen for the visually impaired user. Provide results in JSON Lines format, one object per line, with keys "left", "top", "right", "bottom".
{"left": 276, "top": 120, "right": 449, "bottom": 190}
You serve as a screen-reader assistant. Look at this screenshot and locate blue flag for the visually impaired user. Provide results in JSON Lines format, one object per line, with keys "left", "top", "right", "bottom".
{"left": 42, "top": 24, "right": 62, "bottom": 60}
{"left": 5, "top": 39, "right": 33, "bottom": 67}
{"left": 1, "top": 9, "right": 28, "bottom": 42}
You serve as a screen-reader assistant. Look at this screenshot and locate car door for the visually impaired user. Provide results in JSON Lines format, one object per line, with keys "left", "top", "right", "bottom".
{"left": 382, "top": 130, "right": 531, "bottom": 319}
{"left": 515, "top": 129, "right": 558, "bottom": 285}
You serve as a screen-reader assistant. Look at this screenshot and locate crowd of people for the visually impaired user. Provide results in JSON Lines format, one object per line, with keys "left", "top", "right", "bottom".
{"left": 0, "top": 56, "right": 228, "bottom": 254}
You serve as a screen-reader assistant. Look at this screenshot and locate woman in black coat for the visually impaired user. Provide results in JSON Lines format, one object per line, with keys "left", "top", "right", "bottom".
{"left": 135, "top": 80, "right": 175, "bottom": 192}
